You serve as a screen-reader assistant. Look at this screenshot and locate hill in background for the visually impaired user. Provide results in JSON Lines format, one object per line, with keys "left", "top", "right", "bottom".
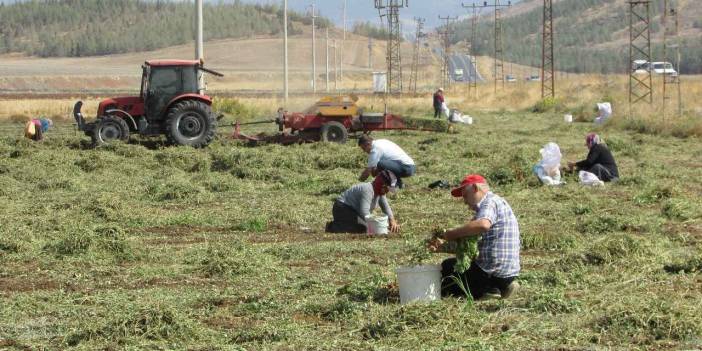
{"left": 451, "top": 0, "right": 702, "bottom": 74}
{"left": 0, "top": 0, "right": 331, "bottom": 58}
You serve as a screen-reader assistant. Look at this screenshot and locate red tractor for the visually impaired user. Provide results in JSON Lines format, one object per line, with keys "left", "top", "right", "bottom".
{"left": 74, "top": 60, "right": 223, "bottom": 147}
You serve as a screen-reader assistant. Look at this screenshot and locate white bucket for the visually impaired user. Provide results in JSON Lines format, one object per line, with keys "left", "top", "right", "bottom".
{"left": 365, "top": 215, "right": 389, "bottom": 235}
{"left": 564, "top": 114, "right": 573, "bottom": 123}
{"left": 395, "top": 264, "right": 442, "bottom": 304}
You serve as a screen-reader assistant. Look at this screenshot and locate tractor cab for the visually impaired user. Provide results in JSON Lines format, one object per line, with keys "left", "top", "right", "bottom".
{"left": 141, "top": 60, "right": 200, "bottom": 120}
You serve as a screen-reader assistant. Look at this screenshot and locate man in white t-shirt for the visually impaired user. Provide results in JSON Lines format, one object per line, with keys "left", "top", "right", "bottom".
{"left": 358, "top": 135, "right": 416, "bottom": 188}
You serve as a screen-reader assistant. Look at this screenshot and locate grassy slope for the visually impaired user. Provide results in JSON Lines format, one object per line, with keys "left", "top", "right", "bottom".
{"left": 0, "top": 109, "right": 701, "bottom": 349}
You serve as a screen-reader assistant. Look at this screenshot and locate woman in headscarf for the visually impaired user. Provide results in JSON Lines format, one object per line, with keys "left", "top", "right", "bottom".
{"left": 24, "top": 117, "right": 53, "bottom": 141}
{"left": 567, "top": 133, "right": 619, "bottom": 182}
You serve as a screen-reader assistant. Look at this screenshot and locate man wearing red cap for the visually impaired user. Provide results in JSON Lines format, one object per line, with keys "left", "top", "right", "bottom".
{"left": 325, "top": 170, "right": 400, "bottom": 234}
{"left": 429, "top": 174, "right": 521, "bottom": 300}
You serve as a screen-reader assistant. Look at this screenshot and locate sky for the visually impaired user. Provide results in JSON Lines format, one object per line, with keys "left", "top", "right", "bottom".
{"left": 0, "top": 0, "right": 521, "bottom": 30}
{"left": 229, "top": 0, "right": 522, "bottom": 29}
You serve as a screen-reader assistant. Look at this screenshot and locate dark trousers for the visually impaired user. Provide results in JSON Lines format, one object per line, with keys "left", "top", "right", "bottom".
{"left": 441, "top": 258, "right": 515, "bottom": 300}
{"left": 587, "top": 164, "right": 617, "bottom": 182}
{"left": 377, "top": 160, "right": 415, "bottom": 188}
{"left": 434, "top": 107, "right": 442, "bottom": 118}
{"left": 325, "top": 200, "right": 366, "bottom": 234}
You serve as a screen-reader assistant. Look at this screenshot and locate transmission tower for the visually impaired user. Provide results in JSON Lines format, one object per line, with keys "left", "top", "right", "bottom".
{"left": 462, "top": 3, "right": 483, "bottom": 98}
{"left": 662, "top": 0, "right": 681, "bottom": 118}
{"left": 541, "top": 0, "right": 555, "bottom": 98}
{"left": 438, "top": 15, "right": 458, "bottom": 91}
{"left": 471, "top": 1, "right": 511, "bottom": 93}
{"left": 628, "top": 0, "right": 653, "bottom": 110}
{"left": 409, "top": 17, "right": 425, "bottom": 94}
{"left": 375, "top": 0, "right": 408, "bottom": 95}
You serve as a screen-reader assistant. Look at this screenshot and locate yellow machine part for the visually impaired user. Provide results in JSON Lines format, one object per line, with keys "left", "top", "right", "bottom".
{"left": 314, "top": 95, "right": 359, "bottom": 117}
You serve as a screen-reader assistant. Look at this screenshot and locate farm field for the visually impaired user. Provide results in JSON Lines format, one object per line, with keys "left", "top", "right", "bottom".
{"left": 1, "top": 95, "right": 701, "bottom": 349}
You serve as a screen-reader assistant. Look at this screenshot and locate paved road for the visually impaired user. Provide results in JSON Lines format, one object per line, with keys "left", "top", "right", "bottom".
{"left": 449, "top": 54, "right": 484, "bottom": 83}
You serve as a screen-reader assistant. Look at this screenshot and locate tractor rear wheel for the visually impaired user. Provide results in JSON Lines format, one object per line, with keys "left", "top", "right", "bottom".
{"left": 165, "top": 100, "right": 216, "bottom": 147}
{"left": 91, "top": 115, "right": 130, "bottom": 145}
{"left": 320, "top": 121, "right": 348, "bottom": 144}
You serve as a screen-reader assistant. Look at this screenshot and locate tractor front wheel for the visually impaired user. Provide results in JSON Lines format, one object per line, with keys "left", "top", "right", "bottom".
{"left": 91, "top": 115, "right": 130, "bottom": 145}
{"left": 165, "top": 100, "right": 216, "bottom": 147}
{"left": 320, "top": 121, "right": 348, "bottom": 144}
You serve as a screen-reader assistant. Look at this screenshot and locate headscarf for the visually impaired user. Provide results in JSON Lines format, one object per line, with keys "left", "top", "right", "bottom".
{"left": 372, "top": 170, "right": 397, "bottom": 195}
{"left": 586, "top": 133, "right": 602, "bottom": 148}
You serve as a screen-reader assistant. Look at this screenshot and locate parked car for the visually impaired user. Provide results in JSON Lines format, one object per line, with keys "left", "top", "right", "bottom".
{"left": 650, "top": 62, "right": 678, "bottom": 76}
{"left": 505, "top": 74, "right": 517, "bottom": 83}
{"left": 526, "top": 75, "right": 540, "bottom": 82}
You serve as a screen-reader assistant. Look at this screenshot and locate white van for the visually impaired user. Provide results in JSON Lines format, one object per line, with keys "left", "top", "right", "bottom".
{"left": 650, "top": 62, "right": 678, "bottom": 76}
{"left": 632, "top": 60, "right": 649, "bottom": 74}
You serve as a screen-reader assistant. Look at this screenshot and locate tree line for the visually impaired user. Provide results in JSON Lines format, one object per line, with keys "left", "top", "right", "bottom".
{"left": 448, "top": 0, "right": 701, "bottom": 74}
{"left": 0, "top": 0, "right": 331, "bottom": 58}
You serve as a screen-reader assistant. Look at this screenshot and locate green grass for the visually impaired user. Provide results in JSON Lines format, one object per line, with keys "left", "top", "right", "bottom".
{"left": 0, "top": 110, "right": 701, "bottom": 350}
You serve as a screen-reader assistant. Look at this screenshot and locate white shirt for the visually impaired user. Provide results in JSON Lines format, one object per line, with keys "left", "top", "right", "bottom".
{"left": 367, "top": 139, "right": 415, "bottom": 168}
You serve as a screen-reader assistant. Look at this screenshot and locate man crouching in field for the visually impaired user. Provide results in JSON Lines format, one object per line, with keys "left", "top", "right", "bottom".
{"left": 428, "top": 174, "right": 521, "bottom": 300}
{"left": 325, "top": 170, "right": 400, "bottom": 234}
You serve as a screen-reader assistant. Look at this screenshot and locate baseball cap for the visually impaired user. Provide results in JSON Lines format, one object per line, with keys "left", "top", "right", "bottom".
{"left": 451, "top": 174, "right": 486, "bottom": 197}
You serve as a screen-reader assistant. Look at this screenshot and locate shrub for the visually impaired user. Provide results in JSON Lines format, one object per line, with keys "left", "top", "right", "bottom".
{"left": 213, "top": 98, "right": 261, "bottom": 122}
{"left": 532, "top": 97, "right": 561, "bottom": 113}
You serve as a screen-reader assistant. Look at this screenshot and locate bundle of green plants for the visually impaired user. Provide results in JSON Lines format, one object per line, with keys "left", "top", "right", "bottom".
{"left": 402, "top": 117, "right": 449, "bottom": 132}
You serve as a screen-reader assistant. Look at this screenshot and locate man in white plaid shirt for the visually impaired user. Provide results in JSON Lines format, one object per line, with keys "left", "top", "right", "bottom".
{"left": 430, "top": 174, "right": 521, "bottom": 300}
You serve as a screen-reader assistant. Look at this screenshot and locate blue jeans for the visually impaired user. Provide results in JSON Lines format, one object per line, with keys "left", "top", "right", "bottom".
{"left": 377, "top": 160, "right": 415, "bottom": 188}
{"left": 377, "top": 160, "right": 415, "bottom": 178}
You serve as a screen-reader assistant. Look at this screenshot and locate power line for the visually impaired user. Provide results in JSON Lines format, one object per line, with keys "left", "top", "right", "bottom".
{"left": 409, "top": 17, "right": 425, "bottom": 95}
{"left": 375, "top": 0, "right": 408, "bottom": 95}
{"left": 470, "top": 1, "right": 511, "bottom": 94}
{"left": 438, "top": 15, "right": 458, "bottom": 91}
{"left": 662, "top": 0, "right": 682, "bottom": 119}
{"left": 308, "top": 2, "right": 318, "bottom": 94}
{"left": 461, "top": 3, "right": 483, "bottom": 98}
{"left": 628, "top": 0, "right": 653, "bottom": 114}
{"left": 541, "top": 0, "right": 555, "bottom": 99}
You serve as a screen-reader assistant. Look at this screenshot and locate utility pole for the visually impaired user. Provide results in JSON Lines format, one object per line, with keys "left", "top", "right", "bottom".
{"left": 375, "top": 0, "right": 408, "bottom": 95}
{"left": 195, "top": 0, "right": 204, "bottom": 93}
{"left": 628, "top": 0, "right": 652, "bottom": 114}
{"left": 326, "top": 28, "right": 330, "bottom": 92}
{"left": 283, "top": 0, "right": 289, "bottom": 105}
{"left": 462, "top": 2, "right": 482, "bottom": 98}
{"left": 368, "top": 36, "right": 373, "bottom": 69}
{"left": 438, "top": 15, "right": 458, "bottom": 91}
{"left": 471, "top": 1, "right": 511, "bottom": 94}
{"left": 341, "top": 0, "right": 346, "bottom": 83}
{"left": 333, "top": 39, "right": 338, "bottom": 92}
{"left": 308, "top": 2, "right": 317, "bottom": 94}
{"left": 662, "top": 0, "right": 681, "bottom": 118}
{"left": 409, "top": 17, "right": 425, "bottom": 94}
{"left": 541, "top": 0, "right": 555, "bottom": 98}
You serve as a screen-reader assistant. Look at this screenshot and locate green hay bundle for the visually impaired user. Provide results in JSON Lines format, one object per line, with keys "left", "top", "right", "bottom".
{"left": 402, "top": 117, "right": 449, "bottom": 132}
